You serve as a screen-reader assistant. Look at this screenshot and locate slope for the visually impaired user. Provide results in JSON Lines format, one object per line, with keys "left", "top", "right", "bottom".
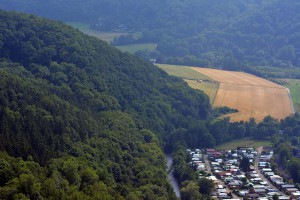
{"left": 0, "top": 10, "right": 212, "bottom": 199}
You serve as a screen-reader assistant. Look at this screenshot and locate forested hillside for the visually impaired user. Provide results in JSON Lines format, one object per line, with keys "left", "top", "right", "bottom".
{"left": 0, "top": 10, "right": 215, "bottom": 199}
{"left": 2, "top": 0, "right": 300, "bottom": 69}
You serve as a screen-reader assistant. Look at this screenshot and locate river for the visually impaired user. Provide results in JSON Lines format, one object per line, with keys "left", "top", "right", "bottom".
{"left": 166, "top": 154, "right": 181, "bottom": 199}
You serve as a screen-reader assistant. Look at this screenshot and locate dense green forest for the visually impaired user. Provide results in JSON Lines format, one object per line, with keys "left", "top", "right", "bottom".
{"left": 0, "top": 9, "right": 258, "bottom": 199}
{"left": 0, "top": 10, "right": 213, "bottom": 199}
{"left": 2, "top": 0, "right": 300, "bottom": 69}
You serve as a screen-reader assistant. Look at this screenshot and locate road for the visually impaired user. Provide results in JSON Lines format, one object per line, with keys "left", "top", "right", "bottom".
{"left": 255, "top": 147, "right": 285, "bottom": 197}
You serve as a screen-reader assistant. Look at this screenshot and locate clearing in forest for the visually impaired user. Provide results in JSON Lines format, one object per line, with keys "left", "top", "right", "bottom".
{"left": 191, "top": 67, "right": 293, "bottom": 122}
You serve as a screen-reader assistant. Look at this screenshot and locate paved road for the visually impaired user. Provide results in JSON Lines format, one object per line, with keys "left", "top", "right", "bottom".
{"left": 204, "top": 155, "right": 212, "bottom": 173}
{"left": 255, "top": 147, "right": 285, "bottom": 197}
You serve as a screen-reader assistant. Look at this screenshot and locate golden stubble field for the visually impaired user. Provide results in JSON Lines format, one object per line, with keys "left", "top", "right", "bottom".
{"left": 191, "top": 67, "right": 293, "bottom": 122}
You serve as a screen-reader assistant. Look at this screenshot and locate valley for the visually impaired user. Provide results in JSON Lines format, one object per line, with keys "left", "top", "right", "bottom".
{"left": 1, "top": 2, "right": 300, "bottom": 199}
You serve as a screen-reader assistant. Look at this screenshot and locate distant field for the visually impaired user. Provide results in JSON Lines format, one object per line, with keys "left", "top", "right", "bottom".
{"left": 67, "top": 22, "right": 128, "bottom": 42}
{"left": 184, "top": 80, "right": 219, "bottom": 104}
{"left": 68, "top": 22, "right": 154, "bottom": 52}
{"left": 116, "top": 43, "right": 157, "bottom": 54}
{"left": 215, "top": 138, "right": 272, "bottom": 150}
{"left": 280, "top": 79, "right": 300, "bottom": 112}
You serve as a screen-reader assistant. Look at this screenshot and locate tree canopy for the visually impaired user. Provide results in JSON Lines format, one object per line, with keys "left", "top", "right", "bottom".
{"left": 2, "top": 1, "right": 300, "bottom": 69}
{"left": 0, "top": 9, "right": 212, "bottom": 199}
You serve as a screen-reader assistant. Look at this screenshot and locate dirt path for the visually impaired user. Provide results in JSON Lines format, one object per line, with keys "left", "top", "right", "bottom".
{"left": 286, "top": 88, "right": 295, "bottom": 114}
{"left": 256, "top": 146, "right": 263, "bottom": 154}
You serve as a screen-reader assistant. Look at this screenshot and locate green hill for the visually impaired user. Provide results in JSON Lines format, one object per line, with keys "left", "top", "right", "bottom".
{"left": 0, "top": 10, "right": 214, "bottom": 199}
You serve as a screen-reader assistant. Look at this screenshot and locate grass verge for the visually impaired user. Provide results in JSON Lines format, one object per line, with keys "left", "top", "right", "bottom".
{"left": 215, "top": 138, "right": 272, "bottom": 150}
{"left": 282, "top": 79, "right": 300, "bottom": 113}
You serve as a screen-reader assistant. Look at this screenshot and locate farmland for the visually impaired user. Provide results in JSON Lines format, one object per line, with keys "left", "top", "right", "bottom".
{"left": 191, "top": 67, "right": 284, "bottom": 88}
{"left": 192, "top": 67, "right": 293, "bottom": 122}
{"left": 157, "top": 64, "right": 213, "bottom": 81}
{"left": 157, "top": 64, "right": 293, "bottom": 121}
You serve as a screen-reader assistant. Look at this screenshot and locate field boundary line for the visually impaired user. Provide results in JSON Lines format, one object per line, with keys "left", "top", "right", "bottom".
{"left": 211, "top": 82, "right": 220, "bottom": 105}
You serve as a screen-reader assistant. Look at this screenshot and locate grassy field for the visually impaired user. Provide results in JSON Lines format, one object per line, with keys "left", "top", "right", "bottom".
{"left": 191, "top": 67, "right": 283, "bottom": 88}
{"left": 192, "top": 67, "right": 293, "bottom": 122}
{"left": 281, "top": 79, "right": 300, "bottom": 113}
{"left": 184, "top": 80, "right": 219, "bottom": 104}
{"left": 67, "top": 22, "right": 128, "bottom": 42}
{"left": 116, "top": 43, "right": 157, "bottom": 54}
{"left": 215, "top": 138, "right": 272, "bottom": 150}
{"left": 157, "top": 64, "right": 213, "bottom": 81}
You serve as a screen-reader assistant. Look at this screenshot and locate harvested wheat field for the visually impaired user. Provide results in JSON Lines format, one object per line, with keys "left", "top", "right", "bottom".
{"left": 191, "top": 67, "right": 293, "bottom": 122}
